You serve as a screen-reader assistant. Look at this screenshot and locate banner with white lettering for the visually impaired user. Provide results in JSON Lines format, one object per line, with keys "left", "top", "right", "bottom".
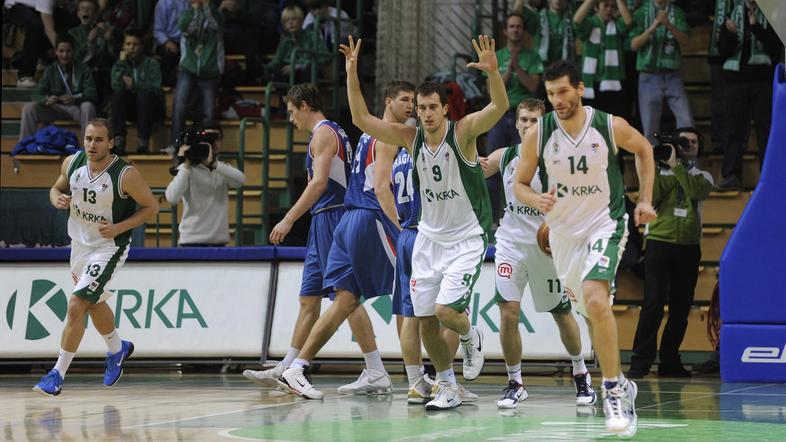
{"left": 268, "top": 262, "right": 593, "bottom": 360}
{"left": 0, "top": 262, "right": 270, "bottom": 357}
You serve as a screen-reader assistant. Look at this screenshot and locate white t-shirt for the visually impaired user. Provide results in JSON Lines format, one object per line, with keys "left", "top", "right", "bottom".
{"left": 302, "top": 6, "right": 356, "bottom": 46}
{"left": 4, "top": 0, "right": 54, "bottom": 15}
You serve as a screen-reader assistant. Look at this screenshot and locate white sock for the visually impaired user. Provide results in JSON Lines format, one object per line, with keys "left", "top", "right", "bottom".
{"left": 53, "top": 349, "right": 75, "bottom": 378}
{"left": 506, "top": 362, "right": 523, "bottom": 384}
{"left": 281, "top": 347, "right": 300, "bottom": 369}
{"left": 291, "top": 358, "right": 309, "bottom": 369}
{"left": 102, "top": 330, "right": 122, "bottom": 354}
{"left": 570, "top": 354, "right": 587, "bottom": 375}
{"left": 459, "top": 327, "right": 474, "bottom": 343}
{"left": 436, "top": 368, "right": 457, "bottom": 386}
{"left": 618, "top": 372, "right": 627, "bottom": 386}
{"left": 363, "top": 350, "right": 386, "bottom": 374}
{"left": 405, "top": 364, "right": 423, "bottom": 386}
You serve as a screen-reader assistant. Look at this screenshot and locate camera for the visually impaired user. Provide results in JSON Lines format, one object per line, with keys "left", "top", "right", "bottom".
{"left": 652, "top": 131, "right": 691, "bottom": 164}
{"left": 175, "top": 125, "right": 219, "bottom": 164}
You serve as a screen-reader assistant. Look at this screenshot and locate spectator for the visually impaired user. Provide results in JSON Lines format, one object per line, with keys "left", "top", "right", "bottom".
{"left": 69, "top": 0, "right": 117, "bottom": 107}
{"left": 573, "top": 0, "right": 634, "bottom": 119}
{"left": 303, "top": 0, "right": 356, "bottom": 48}
{"left": 19, "top": 35, "right": 96, "bottom": 142}
{"left": 153, "top": 0, "right": 189, "bottom": 87}
{"left": 715, "top": 0, "right": 782, "bottom": 191}
{"left": 628, "top": 127, "right": 713, "bottom": 378}
{"left": 536, "top": 0, "right": 577, "bottom": 67}
{"left": 265, "top": 5, "right": 329, "bottom": 84}
{"left": 165, "top": 125, "right": 246, "bottom": 246}
{"left": 218, "top": 0, "right": 278, "bottom": 84}
{"left": 110, "top": 29, "right": 164, "bottom": 155}
{"left": 510, "top": 0, "right": 540, "bottom": 37}
{"left": 706, "top": 0, "right": 734, "bottom": 155}
{"left": 4, "top": 0, "right": 58, "bottom": 88}
{"left": 628, "top": 0, "right": 693, "bottom": 143}
{"left": 170, "top": 0, "right": 225, "bottom": 145}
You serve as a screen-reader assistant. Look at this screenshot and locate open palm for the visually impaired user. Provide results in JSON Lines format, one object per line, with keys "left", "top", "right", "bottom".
{"left": 466, "top": 35, "right": 498, "bottom": 73}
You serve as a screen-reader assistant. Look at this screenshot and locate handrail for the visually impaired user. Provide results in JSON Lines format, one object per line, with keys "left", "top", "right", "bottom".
{"left": 150, "top": 187, "right": 177, "bottom": 247}
{"left": 236, "top": 117, "right": 262, "bottom": 245}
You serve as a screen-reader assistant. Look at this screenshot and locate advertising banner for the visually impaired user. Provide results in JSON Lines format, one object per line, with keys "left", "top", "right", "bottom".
{"left": 269, "top": 262, "right": 593, "bottom": 361}
{"left": 0, "top": 262, "right": 271, "bottom": 358}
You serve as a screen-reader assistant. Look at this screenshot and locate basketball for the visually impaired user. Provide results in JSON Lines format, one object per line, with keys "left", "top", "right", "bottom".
{"left": 536, "top": 222, "right": 551, "bottom": 257}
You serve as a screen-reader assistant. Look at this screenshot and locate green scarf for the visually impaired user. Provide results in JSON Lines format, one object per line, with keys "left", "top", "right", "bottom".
{"left": 538, "top": 8, "right": 575, "bottom": 64}
{"left": 581, "top": 18, "right": 626, "bottom": 99}
{"left": 709, "top": 0, "right": 733, "bottom": 57}
{"left": 639, "top": 1, "right": 681, "bottom": 71}
{"left": 723, "top": 2, "right": 771, "bottom": 71}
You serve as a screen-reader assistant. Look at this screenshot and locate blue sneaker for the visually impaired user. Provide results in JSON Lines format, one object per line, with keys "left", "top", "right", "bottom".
{"left": 33, "top": 369, "right": 63, "bottom": 396}
{"left": 103, "top": 340, "right": 134, "bottom": 387}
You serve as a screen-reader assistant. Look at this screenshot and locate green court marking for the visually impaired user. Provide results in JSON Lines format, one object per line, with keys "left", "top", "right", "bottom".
{"left": 228, "top": 415, "right": 786, "bottom": 441}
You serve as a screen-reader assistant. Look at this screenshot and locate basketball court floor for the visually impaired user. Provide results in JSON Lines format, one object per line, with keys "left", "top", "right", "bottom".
{"left": 2, "top": 370, "right": 785, "bottom": 441}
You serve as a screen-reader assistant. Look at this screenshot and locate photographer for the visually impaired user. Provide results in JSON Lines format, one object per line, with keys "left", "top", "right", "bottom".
{"left": 165, "top": 125, "right": 246, "bottom": 247}
{"left": 628, "top": 128, "right": 713, "bottom": 378}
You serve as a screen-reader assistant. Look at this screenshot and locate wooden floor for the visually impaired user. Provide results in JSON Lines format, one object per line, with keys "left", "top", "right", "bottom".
{"left": 2, "top": 369, "right": 784, "bottom": 441}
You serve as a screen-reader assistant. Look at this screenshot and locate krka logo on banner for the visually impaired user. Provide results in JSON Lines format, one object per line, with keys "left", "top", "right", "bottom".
{"left": 5, "top": 279, "right": 207, "bottom": 341}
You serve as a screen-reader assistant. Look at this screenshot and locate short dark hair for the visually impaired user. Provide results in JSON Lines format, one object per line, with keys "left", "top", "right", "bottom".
{"left": 516, "top": 98, "right": 545, "bottom": 119}
{"left": 304, "top": 0, "right": 326, "bottom": 11}
{"left": 506, "top": 12, "right": 526, "bottom": 28}
{"left": 87, "top": 118, "right": 114, "bottom": 140}
{"left": 384, "top": 80, "right": 416, "bottom": 100}
{"left": 204, "top": 122, "right": 224, "bottom": 140}
{"left": 55, "top": 34, "right": 75, "bottom": 49}
{"left": 415, "top": 82, "right": 447, "bottom": 106}
{"left": 285, "top": 83, "right": 323, "bottom": 112}
{"left": 123, "top": 28, "right": 144, "bottom": 42}
{"left": 543, "top": 60, "right": 582, "bottom": 88}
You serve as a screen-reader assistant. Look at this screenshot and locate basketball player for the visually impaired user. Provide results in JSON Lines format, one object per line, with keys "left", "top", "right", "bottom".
{"left": 514, "top": 61, "right": 656, "bottom": 437}
{"left": 243, "top": 84, "right": 378, "bottom": 398}
{"left": 481, "top": 98, "right": 594, "bottom": 409}
{"left": 340, "top": 35, "right": 507, "bottom": 410}
{"left": 33, "top": 118, "right": 159, "bottom": 396}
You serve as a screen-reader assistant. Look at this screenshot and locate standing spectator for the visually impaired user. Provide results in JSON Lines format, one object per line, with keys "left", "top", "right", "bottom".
{"left": 510, "top": 0, "right": 541, "bottom": 37}
{"left": 19, "top": 35, "right": 97, "bottom": 141}
{"left": 629, "top": 128, "right": 713, "bottom": 378}
{"left": 165, "top": 125, "right": 246, "bottom": 246}
{"left": 628, "top": 0, "right": 693, "bottom": 144}
{"left": 536, "top": 0, "right": 577, "bottom": 67}
{"left": 4, "top": 0, "right": 58, "bottom": 88}
{"left": 110, "top": 29, "right": 163, "bottom": 155}
{"left": 153, "top": 0, "right": 189, "bottom": 87}
{"left": 265, "top": 5, "right": 329, "bottom": 84}
{"left": 715, "top": 0, "right": 781, "bottom": 191}
{"left": 69, "top": 0, "right": 117, "bottom": 108}
{"left": 170, "top": 0, "right": 225, "bottom": 145}
{"left": 707, "top": 0, "right": 734, "bottom": 154}
{"left": 303, "top": 0, "right": 356, "bottom": 48}
{"left": 573, "top": 0, "right": 634, "bottom": 119}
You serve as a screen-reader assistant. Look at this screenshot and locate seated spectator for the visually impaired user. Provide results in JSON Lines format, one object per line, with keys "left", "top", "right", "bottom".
{"left": 110, "top": 29, "right": 164, "bottom": 155}
{"left": 69, "top": 0, "right": 117, "bottom": 107}
{"left": 153, "top": 0, "right": 189, "bottom": 87}
{"left": 4, "top": 0, "right": 58, "bottom": 88}
{"left": 629, "top": 128, "right": 713, "bottom": 378}
{"left": 170, "top": 0, "right": 225, "bottom": 146}
{"left": 265, "top": 5, "right": 329, "bottom": 84}
{"left": 303, "top": 0, "right": 356, "bottom": 48}
{"left": 19, "top": 35, "right": 96, "bottom": 142}
{"left": 714, "top": 0, "right": 782, "bottom": 191}
{"left": 573, "top": 0, "right": 634, "bottom": 119}
{"left": 536, "top": 0, "right": 577, "bottom": 66}
{"left": 628, "top": 0, "right": 693, "bottom": 143}
{"left": 165, "top": 124, "right": 246, "bottom": 247}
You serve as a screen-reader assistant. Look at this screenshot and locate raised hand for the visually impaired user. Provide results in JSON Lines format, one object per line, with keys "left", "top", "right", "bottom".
{"left": 466, "top": 35, "right": 498, "bottom": 73}
{"left": 339, "top": 35, "right": 361, "bottom": 74}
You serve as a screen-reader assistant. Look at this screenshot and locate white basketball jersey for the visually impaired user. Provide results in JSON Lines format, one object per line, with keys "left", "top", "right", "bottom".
{"left": 495, "top": 144, "right": 545, "bottom": 246}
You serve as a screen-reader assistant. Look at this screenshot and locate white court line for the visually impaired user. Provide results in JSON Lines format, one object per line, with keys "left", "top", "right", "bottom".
{"left": 121, "top": 400, "right": 302, "bottom": 430}
{"left": 217, "top": 428, "right": 298, "bottom": 442}
{"left": 638, "top": 383, "right": 776, "bottom": 410}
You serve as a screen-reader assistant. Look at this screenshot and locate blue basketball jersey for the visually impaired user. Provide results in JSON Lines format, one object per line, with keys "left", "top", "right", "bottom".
{"left": 344, "top": 133, "right": 385, "bottom": 210}
{"left": 306, "top": 120, "right": 353, "bottom": 214}
{"left": 392, "top": 148, "right": 420, "bottom": 228}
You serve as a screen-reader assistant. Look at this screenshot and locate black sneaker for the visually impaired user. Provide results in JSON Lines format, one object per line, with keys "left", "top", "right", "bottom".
{"left": 658, "top": 364, "right": 692, "bottom": 378}
{"left": 626, "top": 367, "right": 649, "bottom": 379}
{"left": 715, "top": 176, "right": 742, "bottom": 191}
{"left": 693, "top": 359, "right": 720, "bottom": 374}
{"left": 573, "top": 372, "right": 597, "bottom": 405}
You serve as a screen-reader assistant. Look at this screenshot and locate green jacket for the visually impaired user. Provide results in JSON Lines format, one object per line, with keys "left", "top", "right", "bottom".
{"left": 33, "top": 62, "right": 97, "bottom": 105}
{"left": 68, "top": 24, "right": 116, "bottom": 71}
{"left": 178, "top": 4, "right": 225, "bottom": 79}
{"left": 111, "top": 56, "right": 162, "bottom": 93}
{"left": 646, "top": 163, "right": 713, "bottom": 245}
{"left": 265, "top": 29, "right": 329, "bottom": 75}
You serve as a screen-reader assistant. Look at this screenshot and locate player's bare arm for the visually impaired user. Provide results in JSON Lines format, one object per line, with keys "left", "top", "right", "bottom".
{"left": 480, "top": 148, "right": 505, "bottom": 178}
{"left": 456, "top": 35, "right": 509, "bottom": 160}
{"left": 341, "top": 36, "right": 416, "bottom": 150}
{"left": 514, "top": 124, "right": 557, "bottom": 213}
{"left": 373, "top": 141, "right": 402, "bottom": 230}
{"left": 50, "top": 154, "right": 75, "bottom": 209}
{"left": 269, "top": 126, "right": 335, "bottom": 245}
{"left": 613, "top": 116, "right": 657, "bottom": 226}
{"left": 98, "top": 167, "right": 159, "bottom": 239}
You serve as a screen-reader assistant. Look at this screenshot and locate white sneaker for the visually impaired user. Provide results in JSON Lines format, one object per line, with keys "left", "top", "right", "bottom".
{"left": 408, "top": 375, "right": 432, "bottom": 404}
{"left": 602, "top": 382, "right": 630, "bottom": 434}
{"left": 425, "top": 381, "right": 461, "bottom": 410}
{"left": 573, "top": 372, "right": 597, "bottom": 406}
{"left": 496, "top": 380, "right": 528, "bottom": 409}
{"left": 619, "top": 380, "right": 638, "bottom": 439}
{"left": 280, "top": 366, "right": 324, "bottom": 400}
{"left": 16, "top": 77, "right": 36, "bottom": 88}
{"left": 243, "top": 364, "right": 287, "bottom": 390}
{"left": 337, "top": 369, "right": 393, "bottom": 395}
{"left": 429, "top": 380, "right": 478, "bottom": 402}
{"left": 461, "top": 327, "right": 484, "bottom": 381}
